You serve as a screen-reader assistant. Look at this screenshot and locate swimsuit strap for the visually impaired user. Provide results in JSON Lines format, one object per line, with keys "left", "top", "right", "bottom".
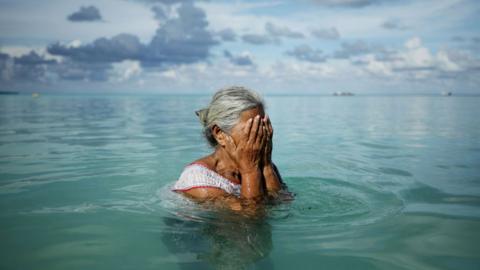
{"left": 172, "top": 163, "right": 241, "bottom": 196}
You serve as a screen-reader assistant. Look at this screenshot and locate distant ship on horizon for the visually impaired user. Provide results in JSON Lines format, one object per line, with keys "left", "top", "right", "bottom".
{"left": 441, "top": 91, "right": 453, "bottom": 96}
{"left": 333, "top": 91, "right": 354, "bottom": 96}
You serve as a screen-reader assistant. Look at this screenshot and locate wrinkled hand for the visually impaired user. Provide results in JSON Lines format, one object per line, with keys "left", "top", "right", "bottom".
{"left": 262, "top": 114, "right": 273, "bottom": 166}
{"left": 225, "top": 115, "right": 267, "bottom": 174}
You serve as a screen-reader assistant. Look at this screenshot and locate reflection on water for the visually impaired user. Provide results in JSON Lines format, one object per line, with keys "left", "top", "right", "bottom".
{"left": 162, "top": 213, "right": 273, "bottom": 270}
{"left": 157, "top": 186, "right": 274, "bottom": 269}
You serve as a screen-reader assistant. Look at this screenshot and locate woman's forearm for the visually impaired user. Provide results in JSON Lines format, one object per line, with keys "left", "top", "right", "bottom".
{"left": 263, "top": 163, "right": 282, "bottom": 193}
{"left": 240, "top": 168, "right": 264, "bottom": 199}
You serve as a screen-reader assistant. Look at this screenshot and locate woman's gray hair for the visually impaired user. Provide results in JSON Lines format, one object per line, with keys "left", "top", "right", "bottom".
{"left": 196, "top": 86, "right": 264, "bottom": 147}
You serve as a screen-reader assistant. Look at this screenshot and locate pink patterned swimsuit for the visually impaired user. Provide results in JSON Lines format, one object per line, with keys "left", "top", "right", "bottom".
{"left": 172, "top": 163, "right": 241, "bottom": 197}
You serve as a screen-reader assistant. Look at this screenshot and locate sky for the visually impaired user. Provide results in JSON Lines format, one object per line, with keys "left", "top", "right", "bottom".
{"left": 0, "top": 0, "right": 479, "bottom": 94}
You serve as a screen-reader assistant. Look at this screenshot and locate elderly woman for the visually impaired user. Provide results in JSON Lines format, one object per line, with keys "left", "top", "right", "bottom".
{"left": 173, "top": 86, "right": 285, "bottom": 208}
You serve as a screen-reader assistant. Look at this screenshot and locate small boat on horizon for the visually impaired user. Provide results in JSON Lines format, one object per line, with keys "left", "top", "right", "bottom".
{"left": 333, "top": 91, "right": 354, "bottom": 96}
{"left": 441, "top": 91, "right": 452, "bottom": 96}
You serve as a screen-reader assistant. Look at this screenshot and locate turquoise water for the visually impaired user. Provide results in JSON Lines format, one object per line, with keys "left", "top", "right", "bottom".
{"left": 1, "top": 94, "right": 479, "bottom": 270}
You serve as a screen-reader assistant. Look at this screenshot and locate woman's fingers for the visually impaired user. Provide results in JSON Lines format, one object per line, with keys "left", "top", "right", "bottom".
{"left": 255, "top": 120, "right": 265, "bottom": 146}
{"left": 261, "top": 124, "right": 268, "bottom": 148}
{"left": 224, "top": 135, "right": 237, "bottom": 156}
{"left": 266, "top": 114, "right": 273, "bottom": 138}
{"left": 249, "top": 115, "right": 261, "bottom": 143}
{"left": 244, "top": 117, "right": 253, "bottom": 139}
{"left": 262, "top": 117, "right": 267, "bottom": 134}
{"left": 263, "top": 117, "right": 271, "bottom": 138}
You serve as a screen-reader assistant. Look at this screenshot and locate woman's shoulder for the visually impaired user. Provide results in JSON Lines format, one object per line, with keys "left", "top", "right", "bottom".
{"left": 173, "top": 158, "right": 241, "bottom": 196}
{"left": 173, "top": 163, "right": 231, "bottom": 201}
{"left": 177, "top": 157, "right": 214, "bottom": 176}
{"left": 189, "top": 156, "right": 215, "bottom": 170}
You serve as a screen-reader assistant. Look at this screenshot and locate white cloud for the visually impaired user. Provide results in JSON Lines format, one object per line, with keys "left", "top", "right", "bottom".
{"left": 435, "top": 50, "right": 460, "bottom": 72}
{"left": 160, "top": 69, "right": 177, "bottom": 79}
{"left": 401, "top": 37, "right": 433, "bottom": 68}
{"left": 360, "top": 55, "right": 393, "bottom": 77}
{"left": 67, "top": 39, "right": 82, "bottom": 48}
{"left": 351, "top": 37, "right": 478, "bottom": 82}
{"left": 110, "top": 60, "right": 142, "bottom": 82}
{"left": 405, "top": 37, "right": 422, "bottom": 49}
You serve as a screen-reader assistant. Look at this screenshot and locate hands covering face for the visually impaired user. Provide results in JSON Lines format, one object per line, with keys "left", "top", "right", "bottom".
{"left": 224, "top": 114, "right": 273, "bottom": 173}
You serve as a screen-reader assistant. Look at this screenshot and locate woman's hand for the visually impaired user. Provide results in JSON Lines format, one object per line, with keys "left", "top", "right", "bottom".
{"left": 224, "top": 114, "right": 267, "bottom": 199}
{"left": 260, "top": 115, "right": 283, "bottom": 195}
{"left": 225, "top": 114, "right": 267, "bottom": 174}
{"left": 262, "top": 114, "right": 273, "bottom": 167}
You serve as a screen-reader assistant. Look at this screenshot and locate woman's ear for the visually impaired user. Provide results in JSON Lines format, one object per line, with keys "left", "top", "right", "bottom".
{"left": 211, "top": 125, "right": 228, "bottom": 147}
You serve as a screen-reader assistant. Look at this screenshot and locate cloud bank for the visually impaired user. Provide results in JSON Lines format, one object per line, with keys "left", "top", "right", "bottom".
{"left": 0, "top": 0, "right": 478, "bottom": 93}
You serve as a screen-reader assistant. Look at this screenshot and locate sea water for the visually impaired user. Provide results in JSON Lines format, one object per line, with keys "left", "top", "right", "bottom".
{"left": 0, "top": 94, "right": 479, "bottom": 270}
